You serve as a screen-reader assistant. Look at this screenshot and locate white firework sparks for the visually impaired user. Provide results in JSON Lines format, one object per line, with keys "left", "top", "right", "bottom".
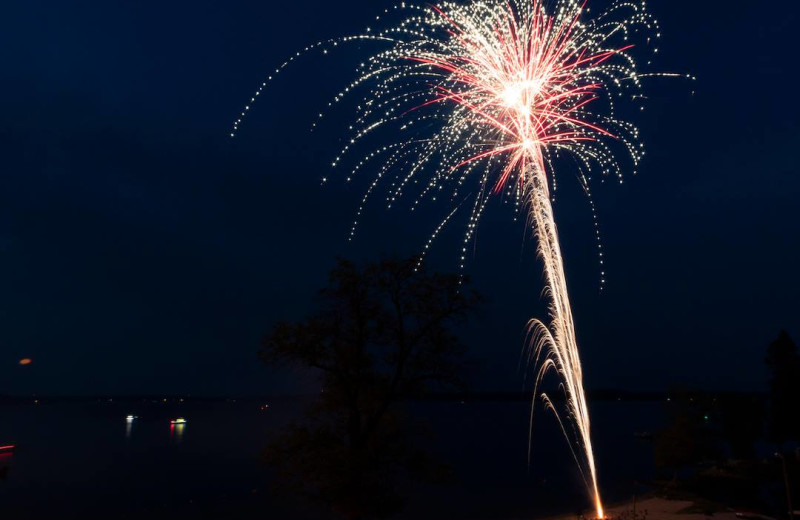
{"left": 234, "top": 0, "right": 687, "bottom": 516}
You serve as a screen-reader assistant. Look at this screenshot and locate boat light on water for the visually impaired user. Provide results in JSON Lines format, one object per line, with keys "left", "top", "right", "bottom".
{"left": 0, "top": 445, "right": 16, "bottom": 453}
{"left": 170, "top": 418, "right": 186, "bottom": 425}
{"left": 126, "top": 415, "right": 136, "bottom": 421}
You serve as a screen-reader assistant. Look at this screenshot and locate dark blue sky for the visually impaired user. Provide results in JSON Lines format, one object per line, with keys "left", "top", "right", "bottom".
{"left": 1, "top": 0, "right": 798, "bottom": 396}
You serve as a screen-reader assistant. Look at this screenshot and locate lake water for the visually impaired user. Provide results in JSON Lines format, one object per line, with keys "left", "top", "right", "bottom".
{"left": 0, "top": 398, "right": 666, "bottom": 519}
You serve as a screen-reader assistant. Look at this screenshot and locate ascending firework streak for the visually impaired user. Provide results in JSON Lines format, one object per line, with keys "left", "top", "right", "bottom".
{"left": 234, "top": 0, "right": 685, "bottom": 516}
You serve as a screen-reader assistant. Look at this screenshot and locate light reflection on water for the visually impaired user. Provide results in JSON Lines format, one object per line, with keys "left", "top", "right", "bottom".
{"left": 170, "top": 422, "right": 185, "bottom": 443}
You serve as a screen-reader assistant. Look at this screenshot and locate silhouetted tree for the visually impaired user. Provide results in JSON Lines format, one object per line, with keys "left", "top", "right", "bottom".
{"left": 765, "top": 330, "right": 800, "bottom": 446}
{"left": 655, "top": 412, "right": 705, "bottom": 481}
{"left": 655, "top": 389, "right": 718, "bottom": 481}
{"left": 719, "top": 395, "right": 764, "bottom": 460}
{"left": 260, "top": 257, "right": 481, "bottom": 520}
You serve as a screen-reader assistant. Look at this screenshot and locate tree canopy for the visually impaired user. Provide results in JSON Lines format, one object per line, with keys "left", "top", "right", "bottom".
{"left": 765, "top": 330, "right": 800, "bottom": 445}
{"left": 260, "top": 257, "right": 481, "bottom": 519}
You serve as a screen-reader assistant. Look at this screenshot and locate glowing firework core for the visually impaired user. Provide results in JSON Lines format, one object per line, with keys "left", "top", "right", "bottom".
{"left": 500, "top": 80, "right": 542, "bottom": 111}
{"left": 235, "top": 0, "right": 680, "bottom": 516}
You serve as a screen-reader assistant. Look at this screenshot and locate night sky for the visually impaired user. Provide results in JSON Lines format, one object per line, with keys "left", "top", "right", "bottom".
{"left": 1, "top": 0, "right": 798, "bottom": 396}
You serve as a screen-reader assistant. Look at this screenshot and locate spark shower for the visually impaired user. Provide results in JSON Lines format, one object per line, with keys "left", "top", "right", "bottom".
{"left": 235, "top": 0, "right": 679, "bottom": 516}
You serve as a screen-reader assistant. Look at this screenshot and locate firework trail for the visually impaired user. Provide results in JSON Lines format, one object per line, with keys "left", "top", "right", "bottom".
{"left": 234, "top": 0, "right": 685, "bottom": 516}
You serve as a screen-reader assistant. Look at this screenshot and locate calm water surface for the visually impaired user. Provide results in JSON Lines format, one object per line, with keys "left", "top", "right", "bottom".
{"left": 0, "top": 398, "right": 665, "bottom": 519}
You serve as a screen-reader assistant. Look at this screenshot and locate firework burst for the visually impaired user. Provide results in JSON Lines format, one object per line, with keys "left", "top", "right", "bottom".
{"left": 235, "top": 0, "right": 685, "bottom": 516}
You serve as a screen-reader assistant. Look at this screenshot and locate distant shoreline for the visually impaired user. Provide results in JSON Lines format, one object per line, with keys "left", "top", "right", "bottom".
{"left": 0, "top": 389, "right": 767, "bottom": 404}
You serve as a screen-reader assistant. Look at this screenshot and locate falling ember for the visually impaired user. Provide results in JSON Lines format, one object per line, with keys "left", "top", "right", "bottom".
{"left": 235, "top": 0, "right": 682, "bottom": 515}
